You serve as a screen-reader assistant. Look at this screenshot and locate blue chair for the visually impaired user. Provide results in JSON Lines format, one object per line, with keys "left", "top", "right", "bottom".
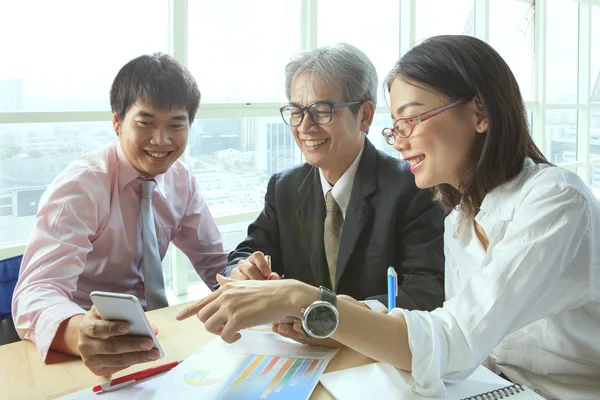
{"left": 0, "top": 255, "right": 23, "bottom": 345}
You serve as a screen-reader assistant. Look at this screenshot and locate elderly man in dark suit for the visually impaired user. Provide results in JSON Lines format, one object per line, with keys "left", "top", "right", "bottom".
{"left": 223, "top": 43, "right": 445, "bottom": 324}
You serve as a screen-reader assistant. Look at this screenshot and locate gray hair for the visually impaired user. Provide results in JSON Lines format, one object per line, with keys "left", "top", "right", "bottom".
{"left": 284, "top": 43, "right": 378, "bottom": 115}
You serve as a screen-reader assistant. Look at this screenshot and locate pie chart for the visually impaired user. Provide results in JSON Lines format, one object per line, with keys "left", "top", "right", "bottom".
{"left": 183, "top": 368, "right": 222, "bottom": 387}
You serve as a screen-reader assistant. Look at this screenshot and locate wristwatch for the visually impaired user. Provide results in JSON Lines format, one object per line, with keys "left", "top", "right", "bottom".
{"left": 301, "top": 286, "right": 339, "bottom": 339}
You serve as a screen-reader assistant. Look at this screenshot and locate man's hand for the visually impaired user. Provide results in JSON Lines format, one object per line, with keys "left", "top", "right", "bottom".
{"left": 230, "top": 252, "right": 280, "bottom": 281}
{"left": 77, "top": 306, "right": 160, "bottom": 376}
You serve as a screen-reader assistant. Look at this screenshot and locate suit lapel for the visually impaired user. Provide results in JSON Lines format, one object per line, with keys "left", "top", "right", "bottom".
{"left": 335, "top": 139, "right": 378, "bottom": 289}
{"left": 296, "top": 167, "right": 330, "bottom": 287}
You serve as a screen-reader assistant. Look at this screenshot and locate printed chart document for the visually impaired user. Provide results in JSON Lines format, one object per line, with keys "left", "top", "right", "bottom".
{"left": 154, "top": 327, "right": 338, "bottom": 400}
{"left": 59, "top": 327, "right": 337, "bottom": 400}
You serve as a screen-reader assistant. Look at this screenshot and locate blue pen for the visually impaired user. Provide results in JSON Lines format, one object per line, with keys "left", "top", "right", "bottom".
{"left": 387, "top": 266, "right": 398, "bottom": 311}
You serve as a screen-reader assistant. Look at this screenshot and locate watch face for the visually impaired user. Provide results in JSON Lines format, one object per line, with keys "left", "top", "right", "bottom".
{"left": 305, "top": 304, "right": 338, "bottom": 337}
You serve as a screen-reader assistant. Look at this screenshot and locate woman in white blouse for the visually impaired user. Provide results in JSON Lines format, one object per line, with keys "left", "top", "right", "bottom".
{"left": 177, "top": 35, "right": 600, "bottom": 399}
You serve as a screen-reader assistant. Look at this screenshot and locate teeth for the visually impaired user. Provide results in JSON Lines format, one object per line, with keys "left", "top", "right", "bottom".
{"left": 407, "top": 155, "right": 425, "bottom": 166}
{"left": 147, "top": 151, "right": 169, "bottom": 158}
{"left": 304, "top": 139, "right": 327, "bottom": 147}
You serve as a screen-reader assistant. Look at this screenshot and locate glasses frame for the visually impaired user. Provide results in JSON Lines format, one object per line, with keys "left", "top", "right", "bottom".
{"left": 279, "top": 100, "right": 362, "bottom": 127}
{"left": 381, "top": 97, "right": 471, "bottom": 145}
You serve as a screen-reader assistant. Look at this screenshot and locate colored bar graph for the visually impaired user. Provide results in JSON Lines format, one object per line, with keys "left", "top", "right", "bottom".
{"left": 260, "top": 358, "right": 295, "bottom": 398}
{"left": 232, "top": 354, "right": 265, "bottom": 387}
{"left": 305, "top": 359, "right": 320, "bottom": 376}
{"left": 258, "top": 356, "right": 280, "bottom": 378}
{"left": 289, "top": 359, "right": 311, "bottom": 387}
{"left": 274, "top": 358, "right": 304, "bottom": 392}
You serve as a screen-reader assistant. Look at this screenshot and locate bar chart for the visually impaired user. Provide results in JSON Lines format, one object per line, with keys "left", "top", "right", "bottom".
{"left": 219, "top": 353, "right": 324, "bottom": 399}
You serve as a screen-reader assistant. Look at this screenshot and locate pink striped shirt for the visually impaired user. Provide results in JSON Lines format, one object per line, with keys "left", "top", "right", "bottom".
{"left": 12, "top": 140, "right": 227, "bottom": 361}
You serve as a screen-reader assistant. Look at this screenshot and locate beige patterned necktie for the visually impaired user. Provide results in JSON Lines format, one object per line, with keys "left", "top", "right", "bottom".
{"left": 324, "top": 190, "right": 344, "bottom": 290}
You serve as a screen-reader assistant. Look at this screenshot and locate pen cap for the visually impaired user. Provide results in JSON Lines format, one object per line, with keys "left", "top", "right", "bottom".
{"left": 387, "top": 266, "right": 398, "bottom": 294}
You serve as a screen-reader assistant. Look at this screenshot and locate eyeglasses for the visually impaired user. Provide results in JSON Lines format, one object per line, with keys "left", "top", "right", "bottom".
{"left": 279, "top": 100, "right": 362, "bottom": 127}
{"left": 381, "top": 97, "right": 471, "bottom": 145}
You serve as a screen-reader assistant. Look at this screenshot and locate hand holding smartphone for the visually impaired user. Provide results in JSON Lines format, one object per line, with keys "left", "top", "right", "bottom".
{"left": 90, "top": 291, "right": 164, "bottom": 359}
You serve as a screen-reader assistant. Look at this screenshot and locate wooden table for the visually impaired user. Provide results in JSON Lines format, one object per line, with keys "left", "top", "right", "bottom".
{"left": 0, "top": 302, "right": 374, "bottom": 399}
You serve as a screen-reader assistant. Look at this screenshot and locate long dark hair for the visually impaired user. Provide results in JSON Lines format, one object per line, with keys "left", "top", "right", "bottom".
{"left": 386, "top": 35, "right": 549, "bottom": 216}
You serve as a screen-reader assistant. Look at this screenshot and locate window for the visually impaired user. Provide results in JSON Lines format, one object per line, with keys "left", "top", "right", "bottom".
{"left": 545, "top": 0, "right": 579, "bottom": 104}
{"left": 187, "top": 0, "right": 301, "bottom": 103}
{"left": 592, "top": 6, "right": 600, "bottom": 102}
{"left": 0, "top": 0, "right": 169, "bottom": 112}
{"left": 317, "top": 0, "right": 400, "bottom": 104}
{"left": 2, "top": 0, "right": 599, "bottom": 296}
{"left": 0, "top": 122, "right": 114, "bottom": 244}
{"left": 183, "top": 116, "right": 302, "bottom": 287}
{"left": 489, "top": 0, "right": 534, "bottom": 100}
{"left": 414, "top": 0, "right": 474, "bottom": 44}
{"left": 546, "top": 110, "right": 578, "bottom": 164}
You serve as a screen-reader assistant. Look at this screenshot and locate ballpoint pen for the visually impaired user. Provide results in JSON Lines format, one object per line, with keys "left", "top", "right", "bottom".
{"left": 92, "top": 360, "right": 182, "bottom": 393}
{"left": 387, "top": 266, "right": 398, "bottom": 312}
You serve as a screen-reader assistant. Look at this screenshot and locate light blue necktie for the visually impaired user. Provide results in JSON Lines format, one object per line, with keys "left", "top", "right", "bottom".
{"left": 140, "top": 179, "right": 169, "bottom": 310}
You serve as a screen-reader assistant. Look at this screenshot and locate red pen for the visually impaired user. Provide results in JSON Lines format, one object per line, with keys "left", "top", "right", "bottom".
{"left": 92, "top": 360, "right": 182, "bottom": 393}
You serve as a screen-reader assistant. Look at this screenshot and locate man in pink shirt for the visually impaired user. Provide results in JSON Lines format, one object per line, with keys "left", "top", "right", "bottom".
{"left": 11, "top": 53, "right": 227, "bottom": 376}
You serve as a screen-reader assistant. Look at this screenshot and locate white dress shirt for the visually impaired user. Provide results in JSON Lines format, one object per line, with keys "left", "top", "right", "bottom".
{"left": 392, "top": 158, "right": 600, "bottom": 399}
{"left": 319, "top": 146, "right": 364, "bottom": 219}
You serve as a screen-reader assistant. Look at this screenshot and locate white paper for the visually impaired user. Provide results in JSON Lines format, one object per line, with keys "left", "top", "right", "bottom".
{"left": 58, "top": 372, "right": 167, "bottom": 400}
{"left": 152, "top": 329, "right": 338, "bottom": 400}
{"left": 320, "top": 363, "right": 544, "bottom": 400}
{"left": 59, "top": 328, "right": 337, "bottom": 400}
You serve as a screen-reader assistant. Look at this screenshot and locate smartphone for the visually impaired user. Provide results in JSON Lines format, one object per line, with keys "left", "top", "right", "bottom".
{"left": 90, "top": 291, "right": 164, "bottom": 359}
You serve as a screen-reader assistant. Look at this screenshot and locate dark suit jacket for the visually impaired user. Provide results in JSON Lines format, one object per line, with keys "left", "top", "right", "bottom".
{"left": 225, "top": 138, "right": 446, "bottom": 311}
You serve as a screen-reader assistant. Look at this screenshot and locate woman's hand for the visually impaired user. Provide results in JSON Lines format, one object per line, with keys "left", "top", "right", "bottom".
{"left": 176, "top": 275, "right": 319, "bottom": 343}
{"left": 272, "top": 320, "right": 344, "bottom": 348}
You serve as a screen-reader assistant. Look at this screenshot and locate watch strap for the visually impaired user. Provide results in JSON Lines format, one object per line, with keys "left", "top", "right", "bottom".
{"left": 319, "top": 286, "right": 337, "bottom": 306}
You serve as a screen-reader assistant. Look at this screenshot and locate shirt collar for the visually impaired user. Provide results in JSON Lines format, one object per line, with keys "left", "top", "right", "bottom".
{"left": 452, "top": 157, "right": 536, "bottom": 244}
{"left": 478, "top": 157, "right": 535, "bottom": 219}
{"left": 319, "top": 146, "right": 365, "bottom": 217}
{"left": 116, "top": 141, "right": 167, "bottom": 199}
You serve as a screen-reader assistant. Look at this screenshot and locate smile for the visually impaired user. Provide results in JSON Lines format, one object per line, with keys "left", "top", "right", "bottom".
{"left": 303, "top": 139, "right": 329, "bottom": 148}
{"left": 404, "top": 154, "right": 425, "bottom": 173}
{"left": 144, "top": 150, "right": 172, "bottom": 159}
{"left": 405, "top": 155, "right": 425, "bottom": 167}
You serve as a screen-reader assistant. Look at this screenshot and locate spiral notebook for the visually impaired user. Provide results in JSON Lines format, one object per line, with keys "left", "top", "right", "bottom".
{"left": 320, "top": 363, "right": 544, "bottom": 400}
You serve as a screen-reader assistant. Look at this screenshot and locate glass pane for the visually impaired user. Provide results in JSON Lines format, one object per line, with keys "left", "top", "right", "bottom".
{"left": 0, "top": 1, "right": 169, "bottom": 112}
{"left": 0, "top": 122, "right": 114, "bottom": 244}
{"left": 489, "top": 0, "right": 534, "bottom": 100}
{"left": 591, "top": 6, "right": 600, "bottom": 102}
{"left": 415, "top": 0, "right": 474, "bottom": 44}
{"left": 591, "top": 109, "right": 600, "bottom": 160}
{"left": 590, "top": 165, "right": 600, "bottom": 197}
{"left": 545, "top": 110, "right": 578, "bottom": 164}
{"left": 185, "top": 116, "right": 303, "bottom": 286}
{"left": 546, "top": 0, "right": 579, "bottom": 103}
{"left": 187, "top": 0, "right": 301, "bottom": 104}
{"left": 317, "top": 0, "right": 400, "bottom": 105}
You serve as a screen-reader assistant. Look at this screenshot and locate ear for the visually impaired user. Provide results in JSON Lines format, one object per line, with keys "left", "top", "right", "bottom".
{"left": 112, "top": 112, "right": 121, "bottom": 136}
{"left": 359, "top": 101, "right": 375, "bottom": 133}
{"left": 473, "top": 97, "right": 488, "bottom": 134}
